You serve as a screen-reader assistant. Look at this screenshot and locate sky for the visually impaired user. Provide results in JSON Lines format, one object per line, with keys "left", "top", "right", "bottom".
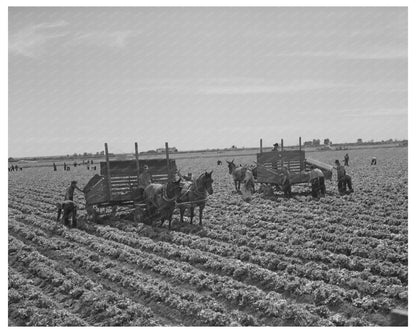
{"left": 8, "top": 6, "right": 408, "bottom": 157}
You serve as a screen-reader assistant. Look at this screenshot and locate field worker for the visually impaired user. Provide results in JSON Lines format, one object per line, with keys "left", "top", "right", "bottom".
{"left": 309, "top": 168, "right": 326, "bottom": 198}
{"left": 371, "top": 157, "right": 377, "bottom": 165}
{"left": 335, "top": 160, "right": 353, "bottom": 194}
{"left": 344, "top": 153, "right": 349, "bottom": 166}
{"left": 272, "top": 143, "right": 279, "bottom": 151}
{"left": 138, "top": 165, "right": 153, "bottom": 197}
{"left": 61, "top": 180, "right": 83, "bottom": 228}
{"left": 280, "top": 166, "right": 291, "bottom": 197}
{"left": 53, "top": 162, "right": 57, "bottom": 171}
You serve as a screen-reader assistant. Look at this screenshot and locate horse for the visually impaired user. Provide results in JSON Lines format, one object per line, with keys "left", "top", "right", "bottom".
{"left": 226, "top": 160, "right": 255, "bottom": 193}
{"left": 143, "top": 178, "right": 182, "bottom": 229}
{"left": 176, "top": 171, "right": 213, "bottom": 226}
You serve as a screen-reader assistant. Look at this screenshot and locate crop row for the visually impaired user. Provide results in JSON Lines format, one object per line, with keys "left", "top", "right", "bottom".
{"left": 9, "top": 219, "right": 256, "bottom": 326}
{"left": 13, "top": 213, "right": 378, "bottom": 326}
{"left": 8, "top": 267, "right": 88, "bottom": 326}
{"left": 8, "top": 235, "right": 161, "bottom": 326}
{"left": 10, "top": 215, "right": 343, "bottom": 326}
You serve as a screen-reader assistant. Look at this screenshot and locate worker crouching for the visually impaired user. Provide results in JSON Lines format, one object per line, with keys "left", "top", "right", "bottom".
{"left": 310, "top": 168, "right": 326, "bottom": 198}
{"left": 335, "top": 160, "right": 353, "bottom": 195}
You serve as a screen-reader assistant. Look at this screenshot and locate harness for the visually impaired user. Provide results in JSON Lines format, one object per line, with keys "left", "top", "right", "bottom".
{"left": 177, "top": 178, "right": 208, "bottom": 205}
{"left": 161, "top": 185, "right": 177, "bottom": 202}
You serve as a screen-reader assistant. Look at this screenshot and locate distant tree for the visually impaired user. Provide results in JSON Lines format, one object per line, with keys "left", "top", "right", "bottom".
{"left": 324, "top": 138, "right": 331, "bottom": 145}
{"left": 312, "top": 139, "right": 320, "bottom": 146}
{"left": 231, "top": 145, "right": 237, "bottom": 149}
{"left": 357, "top": 138, "right": 363, "bottom": 144}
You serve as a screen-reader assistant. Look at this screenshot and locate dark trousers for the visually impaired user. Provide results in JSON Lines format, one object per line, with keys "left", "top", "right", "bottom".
{"left": 311, "top": 177, "right": 326, "bottom": 198}
{"left": 282, "top": 181, "right": 291, "bottom": 197}
{"left": 338, "top": 175, "right": 352, "bottom": 194}
{"left": 63, "top": 203, "right": 77, "bottom": 227}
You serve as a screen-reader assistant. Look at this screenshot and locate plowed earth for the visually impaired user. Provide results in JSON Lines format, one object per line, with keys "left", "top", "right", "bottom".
{"left": 8, "top": 147, "right": 408, "bottom": 326}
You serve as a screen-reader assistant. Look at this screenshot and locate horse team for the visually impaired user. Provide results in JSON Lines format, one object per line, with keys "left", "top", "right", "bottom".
{"left": 142, "top": 171, "right": 214, "bottom": 229}
{"left": 139, "top": 160, "right": 256, "bottom": 229}
{"left": 142, "top": 158, "right": 259, "bottom": 229}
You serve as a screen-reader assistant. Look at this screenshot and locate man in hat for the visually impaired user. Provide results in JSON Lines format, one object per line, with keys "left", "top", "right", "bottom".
{"left": 335, "top": 160, "right": 353, "bottom": 194}
{"left": 60, "top": 181, "right": 83, "bottom": 228}
{"left": 272, "top": 143, "right": 279, "bottom": 151}
{"left": 137, "top": 165, "right": 153, "bottom": 198}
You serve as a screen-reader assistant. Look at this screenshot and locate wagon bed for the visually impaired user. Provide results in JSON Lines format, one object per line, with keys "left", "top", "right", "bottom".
{"left": 256, "top": 138, "right": 332, "bottom": 186}
{"left": 83, "top": 142, "right": 177, "bottom": 212}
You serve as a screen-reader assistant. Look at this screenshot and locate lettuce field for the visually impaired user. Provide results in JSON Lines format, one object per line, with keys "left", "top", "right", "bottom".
{"left": 8, "top": 147, "right": 408, "bottom": 326}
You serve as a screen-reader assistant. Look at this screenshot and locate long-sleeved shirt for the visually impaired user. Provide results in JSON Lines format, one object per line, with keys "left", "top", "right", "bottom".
{"left": 138, "top": 171, "right": 152, "bottom": 189}
{"left": 336, "top": 165, "right": 346, "bottom": 180}
{"left": 64, "top": 186, "right": 75, "bottom": 200}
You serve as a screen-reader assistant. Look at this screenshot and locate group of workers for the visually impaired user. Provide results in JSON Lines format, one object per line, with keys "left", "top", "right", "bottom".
{"left": 59, "top": 149, "right": 376, "bottom": 227}
{"left": 8, "top": 165, "right": 21, "bottom": 172}
{"left": 277, "top": 157, "right": 354, "bottom": 199}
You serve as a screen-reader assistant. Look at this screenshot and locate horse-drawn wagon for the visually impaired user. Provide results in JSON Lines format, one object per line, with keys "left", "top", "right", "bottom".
{"left": 83, "top": 142, "right": 177, "bottom": 222}
{"left": 255, "top": 137, "right": 333, "bottom": 191}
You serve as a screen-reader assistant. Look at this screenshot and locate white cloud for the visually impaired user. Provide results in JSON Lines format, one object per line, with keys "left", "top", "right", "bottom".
{"left": 9, "top": 20, "right": 69, "bottom": 57}
{"left": 198, "top": 79, "right": 336, "bottom": 95}
{"left": 9, "top": 20, "right": 136, "bottom": 58}
{"left": 66, "top": 30, "right": 135, "bottom": 49}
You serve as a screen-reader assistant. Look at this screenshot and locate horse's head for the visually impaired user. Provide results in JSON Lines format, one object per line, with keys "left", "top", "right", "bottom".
{"left": 166, "top": 178, "right": 183, "bottom": 199}
{"left": 226, "top": 160, "right": 235, "bottom": 175}
{"left": 197, "top": 171, "right": 214, "bottom": 195}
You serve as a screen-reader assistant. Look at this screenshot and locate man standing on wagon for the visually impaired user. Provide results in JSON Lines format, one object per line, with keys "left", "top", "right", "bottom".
{"left": 137, "top": 165, "right": 153, "bottom": 198}
{"left": 335, "top": 160, "right": 353, "bottom": 194}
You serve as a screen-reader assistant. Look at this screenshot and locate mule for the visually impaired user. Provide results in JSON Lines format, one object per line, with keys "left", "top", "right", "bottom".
{"left": 177, "top": 171, "right": 213, "bottom": 226}
{"left": 144, "top": 178, "right": 182, "bottom": 229}
{"left": 226, "top": 160, "right": 255, "bottom": 193}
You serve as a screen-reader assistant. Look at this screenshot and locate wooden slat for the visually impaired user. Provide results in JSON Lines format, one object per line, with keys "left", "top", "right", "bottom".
{"left": 257, "top": 150, "right": 305, "bottom": 164}
{"left": 109, "top": 179, "right": 138, "bottom": 185}
{"left": 100, "top": 159, "right": 177, "bottom": 177}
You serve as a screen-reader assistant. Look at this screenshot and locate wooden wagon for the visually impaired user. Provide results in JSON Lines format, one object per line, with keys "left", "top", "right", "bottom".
{"left": 83, "top": 142, "right": 177, "bottom": 221}
{"left": 255, "top": 137, "right": 333, "bottom": 191}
